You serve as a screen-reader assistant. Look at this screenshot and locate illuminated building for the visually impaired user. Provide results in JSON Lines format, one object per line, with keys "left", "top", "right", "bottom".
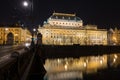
{"left": 114, "top": 28, "right": 120, "bottom": 45}
{"left": 47, "top": 12, "right": 83, "bottom": 28}
{"left": 38, "top": 12, "right": 107, "bottom": 45}
{"left": 0, "top": 26, "right": 32, "bottom": 45}
{"left": 108, "top": 27, "right": 120, "bottom": 45}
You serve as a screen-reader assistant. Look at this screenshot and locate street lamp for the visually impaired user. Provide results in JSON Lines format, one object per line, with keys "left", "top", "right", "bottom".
{"left": 33, "top": 28, "right": 37, "bottom": 44}
{"left": 22, "top": 0, "right": 34, "bottom": 29}
{"left": 23, "top": 1, "right": 29, "bottom": 7}
{"left": 22, "top": 0, "right": 33, "bottom": 12}
{"left": 33, "top": 28, "right": 36, "bottom": 32}
{"left": 22, "top": 0, "right": 34, "bottom": 46}
{"left": 33, "top": 28, "right": 36, "bottom": 38}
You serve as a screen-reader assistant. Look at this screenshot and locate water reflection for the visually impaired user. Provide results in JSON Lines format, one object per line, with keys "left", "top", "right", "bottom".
{"left": 44, "top": 53, "right": 120, "bottom": 80}
{"left": 108, "top": 54, "right": 120, "bottom": 68}
{"left": 44, "top": 55, "right": 107, "bottom": 73}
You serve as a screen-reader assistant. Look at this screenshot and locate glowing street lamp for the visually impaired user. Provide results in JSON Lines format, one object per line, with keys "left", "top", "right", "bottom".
{"left": 22, "top": 0, "right": 34, "bottom": 45}
{"left": 33, "top": 28, "right": 36, "bottom": 32}
{"left": 22, "top": 0, "right": 33, "bottom": 12}
{"left": 33, "top": 28, "right": 36, "bottom": 40}
{"left": 23, "top": 1, "right": 29, "bottom": 7}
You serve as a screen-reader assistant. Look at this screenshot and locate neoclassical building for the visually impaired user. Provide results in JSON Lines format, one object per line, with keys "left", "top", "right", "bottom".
{"left": 0, "top": 26, "right": 32, "bottom": 45}
{"left": 108, "top": 27, "right": 120, "bottom": 45}
{"left": 38, "top": 12, "right": 107, "bottom": 45}
{"left": 113, "top": 28, "right": 120, "bottom": 45}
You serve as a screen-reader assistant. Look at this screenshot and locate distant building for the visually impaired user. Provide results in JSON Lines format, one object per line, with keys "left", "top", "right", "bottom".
{"left": 114, "top": 28, "right": 120, "bottom": 45}
{"left": 0, "top": 26, "right": 32, "bottom": 45}
{"left": 38, "top": 12, "right": 107, "bottom": 45}
{"left": 108, "top": 27, "right": 120, "bottom": 45}
{"left": 47, "top": 12, "right": 83, "bottom": 28}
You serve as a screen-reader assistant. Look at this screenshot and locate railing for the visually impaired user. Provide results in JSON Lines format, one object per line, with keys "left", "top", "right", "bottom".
{"left": 0, "top": 46, "right": 34, "bottom": 80}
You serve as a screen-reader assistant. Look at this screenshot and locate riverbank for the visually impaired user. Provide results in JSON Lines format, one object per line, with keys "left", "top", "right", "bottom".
{"left": 40, "top": 45, "right": 120, "bottom": 59}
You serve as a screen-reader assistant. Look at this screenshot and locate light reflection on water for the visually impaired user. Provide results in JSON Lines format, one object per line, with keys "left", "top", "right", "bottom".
{"left": 44, "top": 55, "right": 107, "bottom": 73}
{"left": 44, "top": 53, "right": 120, "bottom": 80}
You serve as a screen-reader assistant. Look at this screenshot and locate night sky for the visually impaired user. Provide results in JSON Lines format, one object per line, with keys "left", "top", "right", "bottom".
{"left": 0, "top": 0, "right": 120, "bottom": 30}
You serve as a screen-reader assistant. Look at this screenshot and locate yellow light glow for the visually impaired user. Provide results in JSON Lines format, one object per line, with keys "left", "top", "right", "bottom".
{"left": 113, "top": 58, "right": 116, "bottom": 63}
{"left": 5, "top": 28, "right": 8, "bottom": 31}
{"left": 15, "top": 34, "right": 18, "bottom": 36}
{"left": 114, "top": 54, "right": 118, "bottom": 59}
{"left": 64, "top": 64, "right": 68, "bottom": 70}
{"left": 57, "top": 59, "right": 61, "bottom": 63}
{"left": 83, "top": 62, "right": 87, "bottom": 67}
{"left": 100, "top": 60, "right": 103, "bottom": 64}
{"left": 112, "top": 36, "right": 117, "bottom": 42}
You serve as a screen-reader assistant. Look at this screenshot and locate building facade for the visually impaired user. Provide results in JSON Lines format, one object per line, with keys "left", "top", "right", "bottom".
{"left": 38, "top": 12, "right": 107, "bottom": 45}
{"left": 47, "top": 12, "right": 83, "bottom": 28}
{"left": 108, "top": 28, "right": 120, "bottom": 45}
{"left": 114, "top": 28, "right": 120, "bottom": 45}
{"left": 0, "top": 26, "right": 32, "bottom": 45}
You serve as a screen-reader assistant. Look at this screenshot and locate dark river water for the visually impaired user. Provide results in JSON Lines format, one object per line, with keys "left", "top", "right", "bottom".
{"left": 44, "top": 53, "right": 120, "bottom": 80}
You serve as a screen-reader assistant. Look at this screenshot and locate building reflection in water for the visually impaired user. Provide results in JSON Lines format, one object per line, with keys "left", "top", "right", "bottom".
{"left": 108, "top": 54, "right": 120, "bottom": 68}
{"left": 44, "top": 55, "right": 107, "bottom": 73}
{"left": 44, "top": 53, "right": 120, "bottom": 79}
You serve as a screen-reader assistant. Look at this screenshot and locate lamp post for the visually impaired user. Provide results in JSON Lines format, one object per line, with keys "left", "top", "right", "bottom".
{"left": 22, "top": 0, "right": 33, "bottom": 17}
{"left": 22, "top": 0, "right": 34, "bottom": 22}
{"left": 30, "top": 28, "right": 36, "bottom": 47}
{"left": 22, "top": 0, "right": 34, "bottom": 46}
{"left": 33, "top": 28, "right": 36, "bottom": 44}
{"left": 33, "top": 28, "right": 36, "bottom": 37}
{"left": 22, "top": 0, "right": 34, "bottom": 30}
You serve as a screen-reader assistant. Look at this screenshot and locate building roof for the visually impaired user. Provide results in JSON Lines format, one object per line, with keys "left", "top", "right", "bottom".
{"left": 41, "top": 24, "right": 107, "bottom": 31}
{"left": 49, "top": 12, "right": 82, "bottom": 21}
